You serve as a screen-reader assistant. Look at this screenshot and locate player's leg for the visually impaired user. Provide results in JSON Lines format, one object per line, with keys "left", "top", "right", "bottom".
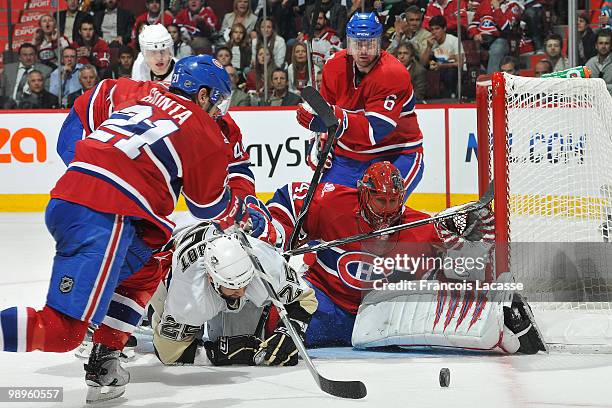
{"left": 0, "top": 199, "right": 137, "bottom": 353}
{"left": 373, "top": 152, "right": 424, "bottom": 200}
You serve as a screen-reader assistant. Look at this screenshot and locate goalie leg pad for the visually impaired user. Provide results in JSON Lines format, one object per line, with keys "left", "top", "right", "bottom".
{"left": 351, "top": 283, "right": 520, "bottom": 353}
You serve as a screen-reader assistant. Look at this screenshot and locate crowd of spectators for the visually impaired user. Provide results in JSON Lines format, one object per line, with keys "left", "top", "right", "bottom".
{"left": 1, "top": 0, "right": 611, "bottom": 110}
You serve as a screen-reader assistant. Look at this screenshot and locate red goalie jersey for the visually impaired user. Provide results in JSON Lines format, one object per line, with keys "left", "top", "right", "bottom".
{"left": 52, "top": 78, "right": 237, "bottom": 244}
{"left": 320, "top": 49, "right": 423, "bottom": 161}
{"left": 268, "top": 182, "right": 441, "bottom": 314}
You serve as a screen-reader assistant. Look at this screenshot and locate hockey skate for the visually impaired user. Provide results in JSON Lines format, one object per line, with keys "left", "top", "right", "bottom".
{"left": 76, "top": 332, "right": 136, "bottom": 361}
{"left": 84, "top": 344, "right": 130, "bottom": 403}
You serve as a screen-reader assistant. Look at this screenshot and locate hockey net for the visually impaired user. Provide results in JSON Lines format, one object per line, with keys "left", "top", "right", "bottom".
{"left": 476, "top": 73, "right": 612, "bottom": 352}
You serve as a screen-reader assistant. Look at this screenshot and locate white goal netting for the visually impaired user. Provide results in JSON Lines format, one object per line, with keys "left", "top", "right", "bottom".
{"left": 478, "top": 73, "right": 612, "bottom": 352}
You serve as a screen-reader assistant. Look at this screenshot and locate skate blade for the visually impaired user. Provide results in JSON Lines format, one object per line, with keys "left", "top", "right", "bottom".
{"left": 85, "top": 384, "right": 125, "bottom": 404}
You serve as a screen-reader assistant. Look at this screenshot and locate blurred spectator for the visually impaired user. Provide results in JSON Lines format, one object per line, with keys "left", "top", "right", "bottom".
{"left": 252, "top": 17, "right": 286, "bottom": 68}
{"left": 226, "top": 65, "right": 251, "bottom": 106}
{"left": 533, "top": 59, "right": 553, "bottom": 77}
{"left": 67, "top": 65, "right": 99, "bottom": 108}
{"left": 174, "top": 0, "right": 218, "bottom": 38}
{"left": 385, "top": 0, "right": 431, "bottom": 31}
{"left": 59, "top": 0, "right": 88, "bottom": 42}
{"left": 130, "top": 21, "right": 147, "bottom": 52}
{"left": 257, "top": 0, "right": 299, "bottom": 42}
{"left": 18, "top": 70, "right": 59, "bottom": 109}
{"left": 395, "top": 42, "right": 426, "bottom": 102}
{"left": 245, "top": 45, "right": 277, "bottom": 97}
{"left": 422, "top": 15, "right": 463, "bottom": 98}
{"left": 132, "top": 24, "right": 176, "bottom": 81}
{"left": 132, "top": 0, "right": 175, "bottom": 42}
{"left": 578, "top": 13, "right": 597, "bottom": 66}
{"left": 586, "top": 30, "right": 612, "bottom": 95}
{"left": 227, "top": 23, "right": 252, "bottom": 72}
{"left": 190, "top": 36, "right": 214, "bottom": 55}
{"left": 73, "top": 17, "right": 111, "bottom": 78}
{"left": 259, "top": 68, "right": 302, "bottom": 106}
{"left": 315, "top": 69, "right": 322, "bottom": 89}
{"left": 423, "top": 0, "right": 468, "bottom": 35}
{"left": 544, "top": 33, "right": 568, "bottom": 72}
{"left": 303, "top": 0, "right": 348, "bottom": 41}
{"left": 387, "top": 6, "right": 431, "bottom": 59}
{"left": 600, "top": 1, "right": 612, "bottom": 30}
{"left": 93, "top": 0, "right": 135, "bottom": 46}
{"left": 299, "top": 9, "right": 342, "bottom": 69}
{"left": 222, "top": 0, "right": 259, "bottom": 41}
{"left": 499, "top": 55, "right": 519, "bottom": 74}
{"left": 111, "top": 46, "right": 135, "bottom": 78}
{"left": 215, "top": 46, "right": 233, "bottom": 66}
{"left": 1, "top": 43, "right": 52, "bottom": 107}
{"left": 287, "top": 42, "right": 319, "bottom": 94}
{"left": 49, "top": 47, "right": 83, "bottom": 105}
{"left": 468, "top": 0, "right": 522, "bottom": 73}
{"left": 32, "top": 14, "right": 71, "bottom": 69}
{"left": 521, "top": 0, "right": 544, "bottom": 53}
{"left": 167, "top": 24, "right": 194, "bottom": 58}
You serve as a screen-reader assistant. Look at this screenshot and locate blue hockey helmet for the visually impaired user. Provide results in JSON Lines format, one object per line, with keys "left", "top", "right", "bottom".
{"left": 170, "top": 55, "right": 232, "bottom": 116}
{"left": 346, "top": 13, "right": 382, "bottom": 59}
{"left": 346, "top": 12, "right": 383, "bottom": 40}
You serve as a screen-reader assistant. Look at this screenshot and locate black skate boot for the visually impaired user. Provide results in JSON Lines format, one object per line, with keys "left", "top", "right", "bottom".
{"left": 84, "top": 343, "right": 130, "bottom": 403}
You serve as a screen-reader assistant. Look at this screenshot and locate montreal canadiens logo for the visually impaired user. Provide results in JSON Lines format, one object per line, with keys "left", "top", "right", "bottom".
{"left": 212, "top": 58, "right": 223, "bottom": 69}
{"left": 336, "top": 251, "right": 392, "bottom": 290}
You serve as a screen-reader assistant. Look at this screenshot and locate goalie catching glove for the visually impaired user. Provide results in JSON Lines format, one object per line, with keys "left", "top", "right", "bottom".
{"left": 435, "top": 205, "right": 495, "bottom": 249}
{"left": 254, "top": 320, "right": 304, "bottom": 366}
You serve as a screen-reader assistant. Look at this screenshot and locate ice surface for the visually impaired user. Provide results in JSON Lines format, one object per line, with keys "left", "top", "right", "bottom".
{"left": 1, "top": 214, "right": 612, "bottom": 408}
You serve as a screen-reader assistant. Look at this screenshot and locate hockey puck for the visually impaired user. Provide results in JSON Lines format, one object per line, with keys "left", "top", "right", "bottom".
{"left": 439, "top": 368, "right": 450, "bottom": 387}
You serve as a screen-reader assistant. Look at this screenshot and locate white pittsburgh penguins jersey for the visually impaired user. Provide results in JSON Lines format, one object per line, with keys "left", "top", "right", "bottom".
{"left": 163, "top": 222, "right": 313, "bottom": 328}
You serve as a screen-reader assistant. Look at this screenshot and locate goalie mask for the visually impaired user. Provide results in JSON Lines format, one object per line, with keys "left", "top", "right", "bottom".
{"left": 358, "top": 161, "right": 405, "bottom": 231}
{"left": 203, "top": 234, "right": 255, "bottom": 299}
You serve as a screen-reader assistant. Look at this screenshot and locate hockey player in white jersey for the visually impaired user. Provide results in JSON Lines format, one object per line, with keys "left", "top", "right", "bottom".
{"left": 132, "top": 24, "right": 177, "bottom": 82}
{"left": 152, "top": 223, "right": 317, "bottom": 367}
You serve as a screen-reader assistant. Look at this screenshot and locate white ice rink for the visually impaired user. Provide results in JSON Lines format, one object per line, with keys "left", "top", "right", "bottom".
{"left": 1, "top": 213, "right": 612, "bottom": 408}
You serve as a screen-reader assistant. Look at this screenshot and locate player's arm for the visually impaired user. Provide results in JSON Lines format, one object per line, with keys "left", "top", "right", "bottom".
{"left": 56, "top": 79, "right": 116, "bottom": 165}
{"left": 220, "top": 115, "right": 256, "bottom": 198}
{"left": 266, "top": 182, "right": 313, "bottom": 250}
{"left": 298, "top": 72, "right": 415, "bottom": 147}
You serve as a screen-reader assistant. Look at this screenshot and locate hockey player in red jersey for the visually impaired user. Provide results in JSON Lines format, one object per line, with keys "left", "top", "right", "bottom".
{"left": 0, "top": 55, "right": 262, "bottom": 403}
{"left": 260, "top": 162, "right": 544, "bottom": 354}
{"left": 296, "top": 12, "right": 424, "bottom": 196}
{"left": 264, "top": 162, "right": 439, "bottom": 346}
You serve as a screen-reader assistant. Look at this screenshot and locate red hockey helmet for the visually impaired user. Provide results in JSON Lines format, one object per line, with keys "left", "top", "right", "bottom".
{"left": 357, "top": 161, "right": 405, "bottom": 230}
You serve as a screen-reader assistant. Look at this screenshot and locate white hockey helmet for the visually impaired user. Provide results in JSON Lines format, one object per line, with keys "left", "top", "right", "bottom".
{"left": 139, "top": 24, "right": 174, "bottom": 54}
{"left": 203, "top": 234, "right": 255, "bottom": 293}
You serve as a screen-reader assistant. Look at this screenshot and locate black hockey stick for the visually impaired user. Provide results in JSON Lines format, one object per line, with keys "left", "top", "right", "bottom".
{"left": 253, "top": 87, "right": 338, "bottom": 341}
{"left": 234, "top": 229, "right": 367, "bottom": 400}
{"left": 285, "top": 183, "right": 495, "bottom": 257}
{"left": 288, "top": 85, "right": 338, "bottom": 251}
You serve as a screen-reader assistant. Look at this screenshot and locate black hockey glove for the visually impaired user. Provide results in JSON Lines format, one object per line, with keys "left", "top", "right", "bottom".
{"left": 436, "top": 206, "right": 494, "bottom": 249}
{"left": 204, "top": 335, "right": 262, "bottom": 366}
{"left": 255, "top": 322, "right": 303, "bottom": 366}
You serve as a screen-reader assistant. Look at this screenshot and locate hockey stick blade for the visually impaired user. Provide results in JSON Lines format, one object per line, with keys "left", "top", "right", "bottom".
{"left": 300, "top": 86, "right": 338, "bottom": 129}
{"left": 233, "top": 229, "right": 367, "bottom": 399}
{"left": 285, "top": 182, "right": 495, "bottom": 257}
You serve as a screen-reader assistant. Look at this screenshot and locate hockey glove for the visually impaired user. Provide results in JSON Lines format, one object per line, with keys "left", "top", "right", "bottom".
{"left": 306, "top": 132, "right": 333, "bottom": 171}
{"left": 435, "top": 206, "right": 495, "bottom": 249}
{"left": 242, "top": 195, "right": 284, "bottom": 248}
{"left": 204, "top": 335, "right": 262, "bottom": 366}
{"left": 296, "top": 102, "right": 347, "bottom": 134}
{"left": 255, "top": 323, "right": 302, "bottom": 366}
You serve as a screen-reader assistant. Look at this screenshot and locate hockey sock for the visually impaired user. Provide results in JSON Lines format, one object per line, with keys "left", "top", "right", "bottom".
{"left": 0, "top": 305, "right": 88, "bottom": 352}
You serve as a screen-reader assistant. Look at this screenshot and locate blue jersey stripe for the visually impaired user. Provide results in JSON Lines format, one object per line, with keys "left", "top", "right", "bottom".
{"left": 185, "top": 187, "right": 232, "bottom": 220}
{"left": 0, "top": 307, "right": 18, "bottom": 352}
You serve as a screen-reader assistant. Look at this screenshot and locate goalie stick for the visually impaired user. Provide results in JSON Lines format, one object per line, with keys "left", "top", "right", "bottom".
{"left": 234, "top": 228, "right": 367, "bottom": 400}
{"left": 285, "top": 182, "right": 495, "bottom": 257}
